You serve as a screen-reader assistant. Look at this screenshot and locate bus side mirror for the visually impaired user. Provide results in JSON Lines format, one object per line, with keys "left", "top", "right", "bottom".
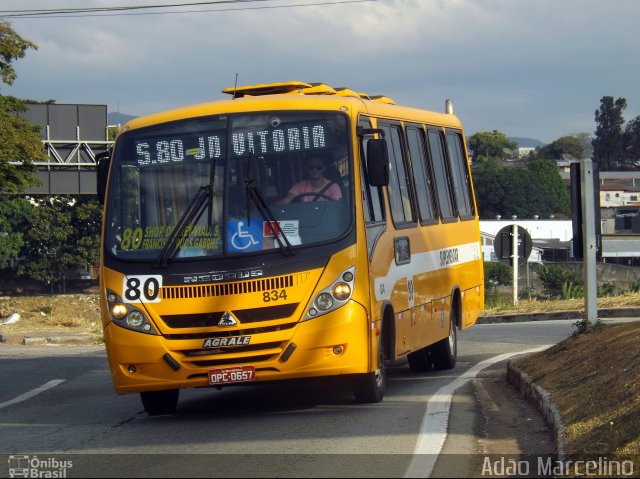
{"left": 367, "top": 139, "right": 389, "bottom": 187}
{"left": 96, "top": 150, "right": 111, "bottom": 204}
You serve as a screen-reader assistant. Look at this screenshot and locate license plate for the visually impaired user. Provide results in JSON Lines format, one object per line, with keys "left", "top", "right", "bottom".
{"left": 208, "top": 366, "right": 256, "bottom": 385}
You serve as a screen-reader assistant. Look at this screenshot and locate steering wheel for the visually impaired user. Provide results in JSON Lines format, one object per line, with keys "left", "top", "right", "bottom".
{"left": 292, "top": 192, "right": 336, "bottom": 203}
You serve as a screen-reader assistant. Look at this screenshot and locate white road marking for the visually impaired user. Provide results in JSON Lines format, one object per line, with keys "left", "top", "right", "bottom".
{"left": 404, "top": 346, "right": 551, "bottom": 478}
{"left": 0, "top": 380, "right": 66, "bottom": 410}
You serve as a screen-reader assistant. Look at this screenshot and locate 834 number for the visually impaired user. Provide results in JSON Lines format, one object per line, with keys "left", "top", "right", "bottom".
{"left": 263, "top": 289, "right": 287, "bottom": 302}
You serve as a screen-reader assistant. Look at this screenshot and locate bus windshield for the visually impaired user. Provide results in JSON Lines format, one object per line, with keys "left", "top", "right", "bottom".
{"left": 106, "top": 111, "right": 352, "bottom": 261}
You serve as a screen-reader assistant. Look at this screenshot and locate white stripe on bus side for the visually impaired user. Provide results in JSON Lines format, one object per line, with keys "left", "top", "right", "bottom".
{"left": 374, "top": 241, "right": 481, "bottom": 302}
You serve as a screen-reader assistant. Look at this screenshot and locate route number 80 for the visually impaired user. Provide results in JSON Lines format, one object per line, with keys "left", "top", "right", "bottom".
{"left": 122, "top": 275, "right": 163, "bottom": 303}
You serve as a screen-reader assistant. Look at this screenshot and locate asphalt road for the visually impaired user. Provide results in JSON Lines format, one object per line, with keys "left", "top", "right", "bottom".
{"left": 0, "top": 321, "right": 575, "bottom": 478}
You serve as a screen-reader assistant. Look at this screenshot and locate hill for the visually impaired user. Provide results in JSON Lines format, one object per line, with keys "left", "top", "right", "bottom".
{"left": 510, "top": 137, "right": 545, "bottom": 148}
{"left": 108, "top": 112, "right": 137, "bottom": 125}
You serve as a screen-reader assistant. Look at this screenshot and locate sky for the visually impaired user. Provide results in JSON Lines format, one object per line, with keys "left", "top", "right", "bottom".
{"left": 1, "top": 0, "right": 639, "bottom": 144}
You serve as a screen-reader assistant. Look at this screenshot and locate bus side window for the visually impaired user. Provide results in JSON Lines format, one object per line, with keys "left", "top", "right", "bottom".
{"left": 445, "top": 131, "right": 475, "bottom": 219}
{"left": 359, "top": 119, "right": 384, "bottom": 224}
{"left": 427, "top": 129, "right": 456, "bottom": 221}
{"left": 407, "top": 126, "right": 438, "bottom": 224}
{"left": 380, "top": 123, "right": 415, "bottom": 226}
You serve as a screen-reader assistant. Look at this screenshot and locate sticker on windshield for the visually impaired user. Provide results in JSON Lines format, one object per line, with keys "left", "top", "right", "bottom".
{"left": 263, "top": 220, "right": 301, "bottom": 246}
{"left": 227, "top": 220, "right": 263, "bottom": 253}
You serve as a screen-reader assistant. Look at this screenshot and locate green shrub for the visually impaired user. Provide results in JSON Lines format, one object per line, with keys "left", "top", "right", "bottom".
{"left": 484, "top": 261, "right": 512, "bottom": 288}
{"left": 539, "top": 265, "right": 582, "bottom": 298}
{"left": 627, "top": 278, "right": 640, "bottom": 293}
{"left": 485, "top": 296, "right": 512, "bottom": 309}
{"left": 519, "top": 286, "right": 536, "bottom": 300}
{"left": 561, "top": 281, "right": 584, "bottom": 299}
{"left": 597, "top": 282, "right": 616, "bottom": 297}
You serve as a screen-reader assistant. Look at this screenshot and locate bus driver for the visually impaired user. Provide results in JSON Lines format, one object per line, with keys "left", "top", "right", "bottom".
{"left": 277, "top": 156, "right": 342, "bottom": 204}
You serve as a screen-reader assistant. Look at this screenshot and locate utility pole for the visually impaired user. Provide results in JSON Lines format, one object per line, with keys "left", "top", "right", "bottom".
{"left": 580, "top": 159, "right": 598, "bottom": 325}
{"left": 512, "top": 224, "right": 519, "bottom": 306}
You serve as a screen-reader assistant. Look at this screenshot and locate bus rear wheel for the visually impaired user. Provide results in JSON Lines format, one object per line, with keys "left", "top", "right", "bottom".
{"left": 353, "top": 335, "right": 385, "bottom": 403}
{"left": 431, "top": 303, "right": 458, "bottom": 371}
{"left": 140, "top": 389, "right": 180, "bottom": 415}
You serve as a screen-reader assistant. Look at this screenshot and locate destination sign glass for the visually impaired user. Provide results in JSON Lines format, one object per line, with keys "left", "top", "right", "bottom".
{"left": 132, "top": 116, "right": 337, "bottom": 167}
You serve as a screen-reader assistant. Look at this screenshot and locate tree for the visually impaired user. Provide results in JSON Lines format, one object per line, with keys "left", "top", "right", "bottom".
{"left": 0, "top": 22, "right": 44, "bottom": 192}
{"left": 0, "top": 21, "right": 37, "bottom": 86}
{"left": 0, "top": 105, "right": 47, "bottom": 192}
{"left": 473, "top": 160, "right": 570, "bottom": 220}
{"left": 473, "top": 158, "right": 507, "bottom": 218}
{"left": 573, "top": 132, "right": 594, "bottom": 159}
{"left": 18, "top": 197, "right": 76, "bottom": 289}
{"left": 592, "top": 96, "right": 626, "bottom": 170}
{"left": 537, "top": 135, "right": 586, "bottom": 160}
{"left": 0, "top": 196, "right": 29, "bottom": 269}
{"left": 501, "top": 167, "right": 531, "bottom": 218}
{"left": 528, "top": 159, "right": 570, "bottom": 218}
{"left": 467, "top": 130, "right": 517, "bottom": 163}
{"left": 72, "top": 197, "right": 102, "bottom": 273}
{"left": 622, "top": 115, "right": 640, "bottom": 169}
{"left": 15, "top": 196, "right": 102, "bottom": 287}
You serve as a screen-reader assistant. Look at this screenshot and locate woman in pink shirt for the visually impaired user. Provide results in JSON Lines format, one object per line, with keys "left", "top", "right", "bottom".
{"left": 278, "top": 157, "right": 342, "bottom": 204}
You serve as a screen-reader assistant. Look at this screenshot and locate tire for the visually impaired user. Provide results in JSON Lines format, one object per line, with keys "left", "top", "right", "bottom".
{"left": 353, "top": 334, "right": 385, "bottom": 403}
{"left": 431, "top": 302, "right": 458, "bottom": 371}
{"left": 407, "top": 347, "right": 431, "bottom": 372}
{"left": 140, "top": 389, "right": 179, "bottom": 415}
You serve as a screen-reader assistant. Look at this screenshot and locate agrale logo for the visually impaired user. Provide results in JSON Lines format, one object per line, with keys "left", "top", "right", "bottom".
{"left": 218, "top": 311, "right": 237, "bottom": 327}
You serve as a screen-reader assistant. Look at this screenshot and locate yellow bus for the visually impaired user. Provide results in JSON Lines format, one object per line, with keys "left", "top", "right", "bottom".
{"left": 97, "top": 81, "right": 484, "bottom": 415}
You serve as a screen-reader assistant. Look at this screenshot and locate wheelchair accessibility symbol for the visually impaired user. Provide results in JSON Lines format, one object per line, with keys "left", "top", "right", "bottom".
{"left": 227, "top": 220, "right": 263, "bottom": 253}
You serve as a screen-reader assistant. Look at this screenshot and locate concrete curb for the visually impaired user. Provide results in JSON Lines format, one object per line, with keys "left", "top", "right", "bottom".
{"left": 506, "top": 359, "right": 566, "bottom": 459}
{"left": 0, "top": 333, "right": 98, "bottom": 346}
{"left": 478, "top": 307, "right": 640, "bottom": 324}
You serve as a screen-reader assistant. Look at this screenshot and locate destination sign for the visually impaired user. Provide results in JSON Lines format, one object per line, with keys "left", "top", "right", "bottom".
{"left": 134, "top": 123, "right": 329, "bottom": 166}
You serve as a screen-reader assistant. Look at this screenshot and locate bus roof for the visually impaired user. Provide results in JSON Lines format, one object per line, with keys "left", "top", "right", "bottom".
{"left": 122, "top": 81, "right": 462, "bottom": 132}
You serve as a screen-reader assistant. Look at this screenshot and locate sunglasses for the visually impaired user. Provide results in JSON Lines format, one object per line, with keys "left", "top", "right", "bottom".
{"left": 307, "top": 165, "right": 325, "bottom": 171}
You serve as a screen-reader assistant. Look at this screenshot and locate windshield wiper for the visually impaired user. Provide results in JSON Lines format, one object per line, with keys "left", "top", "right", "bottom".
{"left": 244, "top": 177, "right": 296, "bottom": 257}
{"left": 155, "top": 185, "right": 210, "bottom": 268}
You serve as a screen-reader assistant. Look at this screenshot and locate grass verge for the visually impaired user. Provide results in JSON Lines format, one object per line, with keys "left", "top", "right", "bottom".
{"left": 481, "top": 291, "right": 640, "bottom": 316}
{"left": 515, "top": 320, "right": 640, "bottom": 467}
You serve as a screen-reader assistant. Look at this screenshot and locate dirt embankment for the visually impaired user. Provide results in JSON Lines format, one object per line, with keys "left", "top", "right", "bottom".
{"left": 0, "top": 294, "right": 102, "bottom": 340}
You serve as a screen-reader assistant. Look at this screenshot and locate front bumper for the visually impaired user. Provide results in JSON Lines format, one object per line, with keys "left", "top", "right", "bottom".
{"left": 104, "top": 300, "right": 371, "bottom": 394}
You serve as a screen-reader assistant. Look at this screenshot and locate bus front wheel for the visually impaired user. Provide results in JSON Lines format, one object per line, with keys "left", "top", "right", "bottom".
{"left": 140, "top": 389, "right": 180, "bottom": 415}
{"left": 352, "top": 335, "right": 385, "bottom": 403}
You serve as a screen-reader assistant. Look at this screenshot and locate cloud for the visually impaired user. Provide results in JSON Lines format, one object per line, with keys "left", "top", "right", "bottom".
{"left": 3, "top": 0, "right": 640, "bottom": 142}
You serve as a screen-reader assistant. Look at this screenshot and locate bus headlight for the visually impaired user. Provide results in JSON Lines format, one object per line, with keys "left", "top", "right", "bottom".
{"left": 316, "top": 293, "right": 334, "bottom": 311}
{"left": 332, "top": 282, "right": 351, "bottom": 301}
{"left": 111, "top": 303, "right": 128, "bottom": 319}
{"left": 127, "top": 310, "right": 146, "bottom": 328}
{"left": 105, "top": 289, "right": 158, "bottom": 336}
{"left": 305, "top": 266, "right": 355, "bottom": 321}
